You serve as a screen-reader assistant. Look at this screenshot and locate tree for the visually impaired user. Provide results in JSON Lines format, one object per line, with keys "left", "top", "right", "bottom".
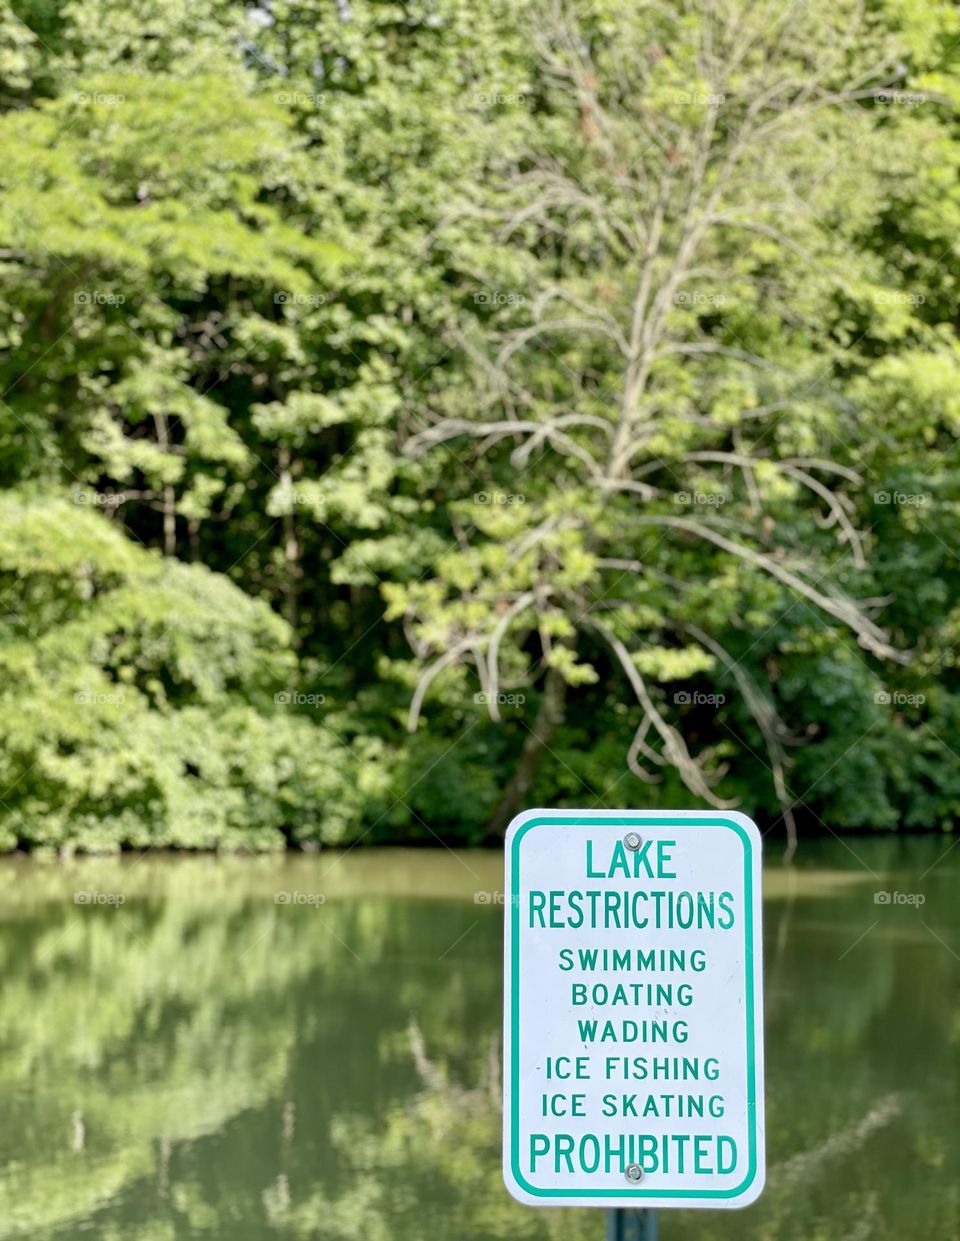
{"left": 387, "top": 0, "right": 958, "bottom": 852}
{"left": 0, "top": 0, "right": 957, "bottom": 849}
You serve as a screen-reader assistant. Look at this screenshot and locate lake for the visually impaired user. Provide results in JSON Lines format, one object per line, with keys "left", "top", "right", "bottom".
{"left": 0, "top": 835, "right": 956, "bottom": 1239}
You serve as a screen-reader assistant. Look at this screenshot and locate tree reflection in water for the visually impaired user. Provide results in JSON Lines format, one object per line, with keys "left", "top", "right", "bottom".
{"left": 0, "top": 840, "right": 954, "bottom": 1239}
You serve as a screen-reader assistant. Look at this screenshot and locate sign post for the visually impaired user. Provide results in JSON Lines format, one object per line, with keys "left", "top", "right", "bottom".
{"left": 503, "top": 810, "right": 764, "bottom": 1214}
{"left": 606, "top": 1207, "right": 658, "bottom": 1240}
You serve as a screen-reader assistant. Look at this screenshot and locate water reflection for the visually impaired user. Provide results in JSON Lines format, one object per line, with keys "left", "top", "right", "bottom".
{"left": 0, "top": 839, "right": 955, "bottom": 1239}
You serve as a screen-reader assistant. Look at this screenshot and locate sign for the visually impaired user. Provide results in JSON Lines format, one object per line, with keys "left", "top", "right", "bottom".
{"left": 503, "top": 810, "right": 764, "bottom": 1209}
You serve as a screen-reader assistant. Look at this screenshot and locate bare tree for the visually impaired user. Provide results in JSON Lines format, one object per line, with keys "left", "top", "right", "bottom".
{"left": 398, "top": 0, "right": 908, "bottom": 852}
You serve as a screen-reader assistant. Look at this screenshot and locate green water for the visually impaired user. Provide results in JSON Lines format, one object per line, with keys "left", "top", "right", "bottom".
{"left": 0, "top": 836, "right": 956, "bottom": 1239}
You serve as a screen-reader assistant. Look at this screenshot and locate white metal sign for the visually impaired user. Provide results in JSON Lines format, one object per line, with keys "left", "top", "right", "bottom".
{"left": 503, "top": 810, "right": 765, "bottom": 1209}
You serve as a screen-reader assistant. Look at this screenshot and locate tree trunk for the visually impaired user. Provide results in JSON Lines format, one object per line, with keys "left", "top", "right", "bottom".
{"left": 162, "top": 484, "right": 176, "bottom": 557}
{"left": 485, "top": 666, "right": 567, "bottom": 840}
{"left": 278, "top": 445, "right": 301, "bottom": 643}
{"left": 153, "top": 412, "right": 176, "bottom": 557}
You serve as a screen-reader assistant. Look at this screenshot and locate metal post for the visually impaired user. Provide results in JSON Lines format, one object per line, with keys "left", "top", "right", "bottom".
{"left": 605, "top": 1209, "right": 658, "bottom": 1241}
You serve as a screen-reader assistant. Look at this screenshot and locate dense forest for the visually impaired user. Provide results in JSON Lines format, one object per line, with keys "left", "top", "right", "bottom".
{"left": 0, "top": 0, "right": 958, "bottom": 852}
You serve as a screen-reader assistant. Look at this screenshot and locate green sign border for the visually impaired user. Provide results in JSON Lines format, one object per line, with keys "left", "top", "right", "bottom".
{"left": 508, "top": 814, "right": 760, "bottom": 1201}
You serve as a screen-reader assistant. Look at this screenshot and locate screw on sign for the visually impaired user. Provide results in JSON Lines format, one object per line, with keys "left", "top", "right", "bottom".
{"left": 502, "top": 809, "right": 765, "bottom": 1228}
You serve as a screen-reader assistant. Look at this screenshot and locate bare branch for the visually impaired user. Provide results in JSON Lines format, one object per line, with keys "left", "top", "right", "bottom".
{"left": 633, "top": 515, "right": 904, "bottom": 661}
{"left": 588, "top": 618, "right": 737, "bottom": 808}
{"left": 684, "top": 622, "right": 801, "bottom": 859}
{"left": 486, "top": 592, "right": 537, "bottom": 722}
{"left": 407, "top": 640, "right": 475, "bottom": 732}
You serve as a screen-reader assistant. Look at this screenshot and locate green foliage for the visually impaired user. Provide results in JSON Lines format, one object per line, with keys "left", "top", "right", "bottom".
{"left": 0, "top": 0, "right": 957, "bottom": 849}
{"left": 0, "top": 493, "right": 378, "bottom": 849}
